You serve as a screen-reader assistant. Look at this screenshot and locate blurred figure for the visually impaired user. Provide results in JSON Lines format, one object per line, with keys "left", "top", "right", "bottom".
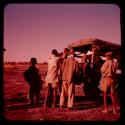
{"left": 82, "top": 53, "right": 103, "bottom": 98}
{"left": 90, "top": 55, "right": 104, "bottom": 97}
{"left": 59, "top": 48, "right": 79, "bottom": 109}
{"left": 114, "top": 58, "right": 121, "bottom": 109}
{"left": 99, "top": 52, "right": 117, "bottom": 114}
{"left": 81, "top": 54, "right": 90, "bottom": 78}
{"left": 44, "top": 49, "right": 60, "bottom": 108}
{"left": 23, "top": 58, "right": 43, "bottom": 104}
{"left": 62, "top": 48, "right": 69, "bottom": 59}
{"left": 81, "top": 54, "right": 92, "bottom": 97}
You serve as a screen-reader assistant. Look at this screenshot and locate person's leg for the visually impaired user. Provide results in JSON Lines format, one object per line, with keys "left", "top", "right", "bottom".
{"left": 102, "top": 92, "right": 108, "bottom": 113}
{"left": 115, "top": 91, "right": 120, "bottom": 109}
{"left": 36, "top": 88, "right": 41, "bottom": 104}
{"left": 29, "top": 86, "right": 35, "bottom": 104}
{"left": 48, "top": 85, "right": 53, "bottom": 105}
{"left": 83, "top": 79, "right": 88, "bottom": 97}
{"left": 67, "top": 82, "right": 75, "bottom": 108}
{"left": 59, "top": 81, "right": 67, "bottom": 108}
{"left": 109, "top": 84, "right": 117, "bottom": 114}
{"left": 59, "top": 80, "right": 62, "bottom": 94}
{"left": 113, "top": 84, "right": 120, "bottom": 110}
{"left": 43, "top": 86, "right": 50, "bottom": 107}
{"left": 110, "top": 92, "right": 117, "bottom": 114}
{"left": 52, "top": 88, "right": 57, "bottom": 108}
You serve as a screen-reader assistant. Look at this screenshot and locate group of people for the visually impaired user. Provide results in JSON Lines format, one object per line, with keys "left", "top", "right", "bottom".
{"left": 44, "top": 48, "right": 79, "bottom": 109}
{"left": 23, "top": 48, "right": 120, "bottom": 114}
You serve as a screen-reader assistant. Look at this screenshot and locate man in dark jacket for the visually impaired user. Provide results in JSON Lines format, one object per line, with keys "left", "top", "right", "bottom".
{"left": 23, "top": 58, "right": 42, "bottom": 104}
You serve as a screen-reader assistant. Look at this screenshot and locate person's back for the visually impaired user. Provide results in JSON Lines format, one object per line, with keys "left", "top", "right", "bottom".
{"left": 25, "top": 66, "right": 41, "bottom": 87}
{"left": 44, "top": 49, "right": 59, "bottom": 108}
{"left": 45, "top": 53, "right": 59, "bottom": 84}
{"left": 23, "top": 58, "right": 42, "bottom": 104}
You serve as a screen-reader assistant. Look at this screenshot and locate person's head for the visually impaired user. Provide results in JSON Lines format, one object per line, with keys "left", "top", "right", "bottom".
{"left": 52, "top": 49, "right": 58, "bottom": 56}
{"left": 105, "top": 52, "right": 113, "bottom": 60}
{"left": 64, "top": 48, "right": 69, "bottom": 53}
{"left": 31, "top": 58, "right": 37, "bottom": 65}
{"left": 81, "top": 54, "right": 88, "bottom": 63}
{"left": 69, "top": 48, "right": 74, "bottom": 55}
{"left": 83, "top": 54, "right": 87, "bottom": 60}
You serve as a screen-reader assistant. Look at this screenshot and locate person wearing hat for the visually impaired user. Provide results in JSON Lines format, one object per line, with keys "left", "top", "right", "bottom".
{"left": 99, "top": 52, "right": 117, "bottom": 114}
{"left": 23, "top": 58, "right": 43, "bottom": 105}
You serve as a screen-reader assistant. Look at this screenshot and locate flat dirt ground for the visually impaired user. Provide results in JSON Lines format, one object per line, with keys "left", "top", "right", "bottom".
{"left": 3, "top": 64, "right": 120, "bottom": 121}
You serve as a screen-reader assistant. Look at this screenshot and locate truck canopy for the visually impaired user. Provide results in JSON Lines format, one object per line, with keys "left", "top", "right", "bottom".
{"left": 68, "top": 38, "right": 120, "bottom": 58}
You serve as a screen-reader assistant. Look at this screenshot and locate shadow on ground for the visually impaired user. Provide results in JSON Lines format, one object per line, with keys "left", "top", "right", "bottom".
{"left": 4, "top": 95, "right": 104, "bottom": 111}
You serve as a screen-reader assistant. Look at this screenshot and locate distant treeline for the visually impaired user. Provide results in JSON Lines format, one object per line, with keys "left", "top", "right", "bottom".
{"left": 4, "top": 62, "right": 48, "bottom": 65}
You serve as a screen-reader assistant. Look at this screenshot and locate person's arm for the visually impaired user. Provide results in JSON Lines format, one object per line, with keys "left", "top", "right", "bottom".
{"left": 57, "top": 57, "right": 62, "bottom": 67}
{"left": 82, "top": 63, "right": 87, "bottom": 77}
{"left": 101, "top": 61, "right": 108, "bottom": 74}
{"left": 23, "top": 68, "right": 30, "bottom": 83}
{"left": 107, "top": 61, "right": 116, "bottom": 77}
{"left": 61, "top": 59, "right": 66, "bottom": 72}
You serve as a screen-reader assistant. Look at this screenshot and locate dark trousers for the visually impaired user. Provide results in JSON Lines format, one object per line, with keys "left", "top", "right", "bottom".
{"left": 29, "top": 85, "right": 41, "bottom": 102}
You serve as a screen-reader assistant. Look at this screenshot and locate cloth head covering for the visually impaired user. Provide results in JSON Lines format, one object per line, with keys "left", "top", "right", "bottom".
{"left": 105, "top": 52, "right": 113, "bottom": 58}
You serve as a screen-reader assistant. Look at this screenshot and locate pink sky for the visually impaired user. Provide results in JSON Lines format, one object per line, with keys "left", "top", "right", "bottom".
{"left": 4, "top": 4, "right": 121, "bottom": 62}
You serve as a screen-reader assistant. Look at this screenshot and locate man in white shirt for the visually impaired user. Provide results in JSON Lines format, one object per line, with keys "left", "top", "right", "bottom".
{"left": 44, "top": 49, "right": 59, "bottom": 108}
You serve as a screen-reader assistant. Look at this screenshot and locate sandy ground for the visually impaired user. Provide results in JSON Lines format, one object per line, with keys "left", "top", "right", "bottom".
{"left": 3, "top": 64, "right": 120, "bottom": 121}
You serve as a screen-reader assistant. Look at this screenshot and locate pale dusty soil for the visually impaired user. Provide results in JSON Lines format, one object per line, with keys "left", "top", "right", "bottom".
{"left": 3, "top": 64, "right": 120, "bottom": 121}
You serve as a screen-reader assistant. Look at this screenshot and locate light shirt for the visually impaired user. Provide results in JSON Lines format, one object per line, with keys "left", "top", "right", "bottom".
{"left": 48, "top": 54, "right": 59, "bottom": 71}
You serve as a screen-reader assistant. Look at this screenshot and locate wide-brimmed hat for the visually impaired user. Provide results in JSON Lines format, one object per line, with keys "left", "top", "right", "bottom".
{"left": 105, "top": 52, "right": 113, "bottom": 57}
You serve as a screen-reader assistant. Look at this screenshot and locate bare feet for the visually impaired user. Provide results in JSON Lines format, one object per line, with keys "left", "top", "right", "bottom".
{"left": 43, "top": 104, "right": 47, "bottom": 108}
{"left": 52, "top": 104, "right": 57, "bottom": 108}
{"left": 113, "top": 110, "right": 117, "bottom": 114}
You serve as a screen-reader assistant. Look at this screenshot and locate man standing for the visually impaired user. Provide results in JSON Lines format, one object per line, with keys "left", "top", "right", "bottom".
{"left": 99, "top": 52, "right": 117, "bottom": 114}
{"left": 59, "top": 48, "right": 79, "bottom": 109}
{"left": 23, "top": 58, "right": 42, "bottom": 104}
{"left": 44, "top": 49, "right": 59, "bottom": 108}
{"left": 58, "top": 48, "right": 69, "bottom": 94}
